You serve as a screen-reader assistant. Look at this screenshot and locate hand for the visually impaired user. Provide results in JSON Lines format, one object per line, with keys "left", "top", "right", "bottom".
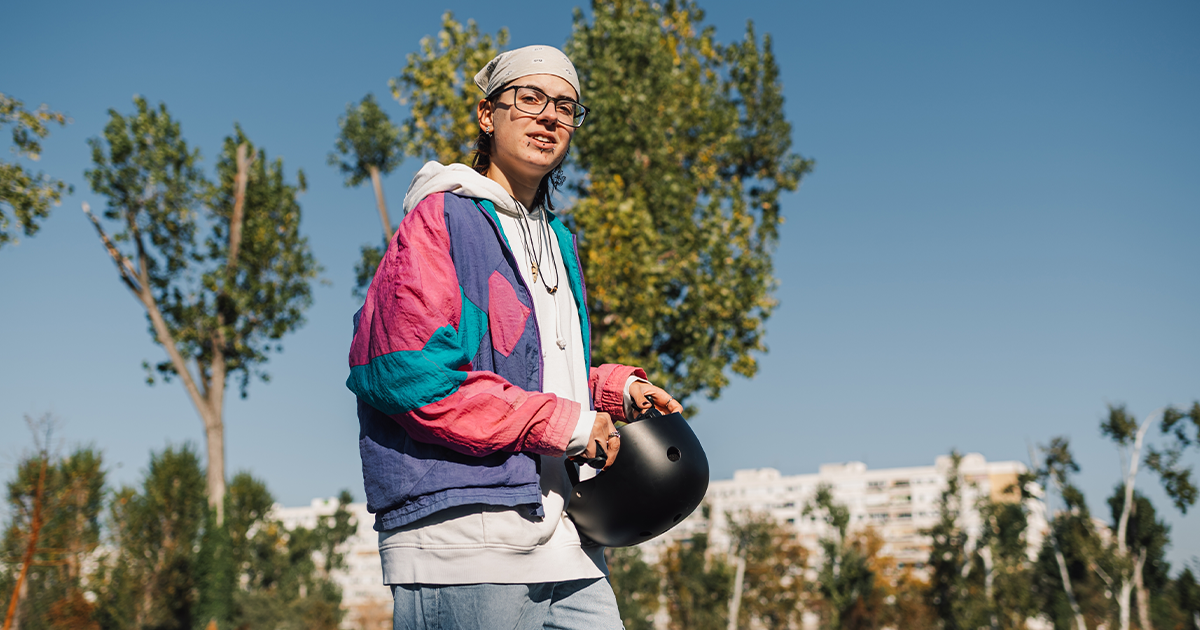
{"left": 628, "top": 382, "right": 683, "bottom": 417}
{"left": 585, "top": 412, "right": 620, "bottom": 469}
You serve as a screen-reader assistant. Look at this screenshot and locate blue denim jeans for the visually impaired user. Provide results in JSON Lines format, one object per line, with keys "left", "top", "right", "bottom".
{"left": 391, "top": 578, "right": 624, "bottom": 630}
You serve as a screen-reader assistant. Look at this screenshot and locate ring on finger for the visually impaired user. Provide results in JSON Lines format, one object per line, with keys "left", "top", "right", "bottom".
{"left": 608, "top": 431, "right": 621, "bottom": 438}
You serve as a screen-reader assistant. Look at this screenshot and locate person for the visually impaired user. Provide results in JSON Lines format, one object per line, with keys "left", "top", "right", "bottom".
{"left": 346, "top": 44, "right": 683, "bottom": 630}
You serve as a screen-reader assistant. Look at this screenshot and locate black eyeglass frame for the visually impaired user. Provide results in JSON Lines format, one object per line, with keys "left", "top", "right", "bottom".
{"left": 491, "top": 84, "right": 590, "bottom": 129}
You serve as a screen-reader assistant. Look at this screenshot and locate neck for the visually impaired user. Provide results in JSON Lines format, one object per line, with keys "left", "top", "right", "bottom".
{"left": 485, "top": 164, "right": 540, "bottom": 209}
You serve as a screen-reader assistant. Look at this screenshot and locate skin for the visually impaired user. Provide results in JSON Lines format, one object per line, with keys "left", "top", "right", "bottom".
{"left": 477, "top": 74, "right": 684, "bottom": 467}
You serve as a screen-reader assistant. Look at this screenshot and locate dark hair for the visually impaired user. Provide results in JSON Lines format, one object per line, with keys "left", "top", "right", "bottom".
{"left": 472, "top": 94, "right": 568, "bottom": 211}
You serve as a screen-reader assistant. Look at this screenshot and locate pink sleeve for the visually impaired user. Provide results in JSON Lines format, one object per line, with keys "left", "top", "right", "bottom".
{"left": 589, "top": 364, "right": 648, "bottom": 423}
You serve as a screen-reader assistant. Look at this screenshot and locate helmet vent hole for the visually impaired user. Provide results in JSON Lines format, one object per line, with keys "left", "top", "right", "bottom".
{"left": 672, "top": 513, "right": 683, "bottom": 523}
{"left": 667, "top": 446, "right": 681, "bottom": 462}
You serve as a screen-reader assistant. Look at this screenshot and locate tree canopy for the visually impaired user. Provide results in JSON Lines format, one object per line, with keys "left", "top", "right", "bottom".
{"left": 0, "top": 93, "right": 71, "bottom": 249}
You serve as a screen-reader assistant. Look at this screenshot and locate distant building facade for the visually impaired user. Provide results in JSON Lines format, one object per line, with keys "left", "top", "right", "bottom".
{"left": 279, "top": 453, "right": 1045, "bottom": 628}
{"left": 641, "top": 452, "right": 1046, "bottom": 568}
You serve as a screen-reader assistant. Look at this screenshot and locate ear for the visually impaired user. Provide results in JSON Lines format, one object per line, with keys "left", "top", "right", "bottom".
{"left": 477, "top": 98, "right": 494, "bottom": 133}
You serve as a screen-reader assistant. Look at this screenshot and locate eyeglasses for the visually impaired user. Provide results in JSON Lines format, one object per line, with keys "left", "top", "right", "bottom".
{"left": 497, "top": 85, "right": 589, "bottom": 128}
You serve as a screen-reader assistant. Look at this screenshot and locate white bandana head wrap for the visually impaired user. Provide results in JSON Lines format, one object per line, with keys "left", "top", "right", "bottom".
{"left": 473, "top": 45, "right": 581, "bottom": 101}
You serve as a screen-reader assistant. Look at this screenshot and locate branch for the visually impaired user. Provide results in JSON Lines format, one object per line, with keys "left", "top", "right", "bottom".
{"left": 82, "top": 202, "right": 141, "bottom": 293}
{"left": 227, "top": 142, "right": 256, "bottom": 270}
{"left": 1090, "top": 560, "right": 1114, "bottom": 590}
{"left": 1117, "top": 408, "right": 1163, "bottom": 555}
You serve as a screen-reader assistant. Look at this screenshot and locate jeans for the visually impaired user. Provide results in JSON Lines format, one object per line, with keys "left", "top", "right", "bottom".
{"left": 391, "top": 578, "right": 625, "bottom": 630}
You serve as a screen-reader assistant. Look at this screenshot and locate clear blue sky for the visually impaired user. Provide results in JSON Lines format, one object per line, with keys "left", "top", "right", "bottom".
{"left": 3, "top": 1, "right": 1197, "bottom": 567}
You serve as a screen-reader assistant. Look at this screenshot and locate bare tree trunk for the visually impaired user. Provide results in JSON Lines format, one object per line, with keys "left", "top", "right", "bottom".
{"left": 1054, "top": 546, "right": 1089, "bottom": 630}
{"left": 727, "top": 553, "right": 746, "bottom": 630}
{"left": 3, "top": 456, "right": 47, "bottom": 630}
{"left": 981, "top": 545, "right": 999, "bottom": 630}
{"left": 1134, "top": 550, "right": 1150, "bottom": 630}
{"left": 368, "top": 164, "right": 393, "bottom": 242}
{"left": 1119, "top": 579, "right": 1134, "bottom": 630}
{"left": 1115, "top": 410, "right": 1159, "bottom": 630}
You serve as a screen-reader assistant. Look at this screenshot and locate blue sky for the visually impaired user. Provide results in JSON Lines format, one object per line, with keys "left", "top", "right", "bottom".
{"left": 2, "top": 1, "right": 1198, "bottom": 566}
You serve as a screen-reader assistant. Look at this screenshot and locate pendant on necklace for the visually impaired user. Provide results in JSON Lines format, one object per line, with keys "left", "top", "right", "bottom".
{"left": 547, "top": 286, "right": 558, "bottom": 295}
{"left": 531, "top": 264, "right": 538, "bottom": 282}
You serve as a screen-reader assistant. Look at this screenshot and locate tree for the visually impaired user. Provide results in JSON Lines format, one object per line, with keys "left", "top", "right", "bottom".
{"left": 1105, "top": 489, "right": 1171, "bottom": 630}
{"left": 606, "top": 546, "right": 660, "bottom": 630}
{"left": 84, "top": 97, "right": 319, "bottom": 522}
{"left": 0, "top": 93, "right": 71, "bottom": 249}
{"left": 93, "top": 445, "right": 209, "bottom": 630}
{"left": 925, "top": 452, "right": 980, "bottom": 630}
{"left": 389, "top": 12, "right": 508, "bottom": 168}
{"left": 1172, "top": 567, "right": 1200, "bottom": 630}
{"left": 1028, "top": 438, "right": 1110, "bottom": 630}
{"left": 328, "top": 94, "right": 404, "bottom": 299}
{"left": 661, "top": 533, "right": 733, "bottom": 630}
{"left": 725, "top": 512, "right": 807, "bottom": 629}
{"left": 975, "top": 497, "right": 1038, "bottom": 630}
{"left": 566, "top": 0, "right": 813, "bottom": 407}
{"left": 1099, "top": 402, "right": 1200, "bottom": 630}
{"left": 1, "top": 421, "right": 105, "bottom": 630}
{"left": 803, "top": 484, "right": 878, "bottom": 630}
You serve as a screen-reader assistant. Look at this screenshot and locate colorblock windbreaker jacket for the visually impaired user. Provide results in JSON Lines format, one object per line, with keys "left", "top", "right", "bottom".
{"left": 347, "top": 191, "right": 643, "bottom": 531}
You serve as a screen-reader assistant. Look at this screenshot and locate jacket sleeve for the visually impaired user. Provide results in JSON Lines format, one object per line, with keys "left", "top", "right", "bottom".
{"left": 346, "top": 193, "right": 580, "bottom": 458}
{"left": 589, "top": 364, "right": 648, "bottom": 423}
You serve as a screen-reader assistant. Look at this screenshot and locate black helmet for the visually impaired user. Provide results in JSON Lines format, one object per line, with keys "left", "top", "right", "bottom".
{"left": 567, "top": 410, "right": 710, "bottom": 547}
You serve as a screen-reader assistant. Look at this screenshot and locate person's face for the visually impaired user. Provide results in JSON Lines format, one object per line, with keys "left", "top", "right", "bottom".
{"left": 478, "top": 73, "right": 578, "bottom": 184}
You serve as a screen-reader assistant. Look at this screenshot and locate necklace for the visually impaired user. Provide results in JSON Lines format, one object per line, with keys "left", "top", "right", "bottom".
{"left": 514, "top": 199, "right": 560, "bottom": 295}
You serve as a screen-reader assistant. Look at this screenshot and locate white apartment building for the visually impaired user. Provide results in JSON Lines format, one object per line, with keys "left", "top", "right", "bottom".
{"left": 640, "top": 452, "right": 1046, "bottom": 568}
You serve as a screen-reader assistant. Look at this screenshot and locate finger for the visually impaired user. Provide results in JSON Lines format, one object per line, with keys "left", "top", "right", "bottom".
{"left": 604, "top": 434, "right": 620, "bottom": 469}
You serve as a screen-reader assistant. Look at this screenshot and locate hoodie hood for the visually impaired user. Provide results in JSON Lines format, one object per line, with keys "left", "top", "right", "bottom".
{"left": 402, "top": 161, "right": 526, "bottom": 217}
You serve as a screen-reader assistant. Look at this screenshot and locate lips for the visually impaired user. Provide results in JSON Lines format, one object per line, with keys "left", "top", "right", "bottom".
{"left": 527, "top": 133, "right": 557, "bottom": 149}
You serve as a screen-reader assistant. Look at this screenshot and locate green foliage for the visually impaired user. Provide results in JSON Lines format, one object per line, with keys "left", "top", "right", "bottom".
{"left": 1029, "top": 437, "right": 1113, "bottom": 630}
{"left": 329, "top": 94, "right": 403, "bottom": 188}
{"left": 390, "top": 11, "right": 509, "bottom": 166}
{"left": 925, "top": 452, "right": 978, "bottom": 629}
{"left": 80, "top": 446, "right": 354, "bottom": 630}
{"left": 87, "top": 97, "right": 318, "bottom": 392}
{"left": 94, "top": 445, "right": 209, "bottom": 630}
{"left": 727, "top": 512, "right": 807, "bottom": 629}
{"left": 661, "top": 533, "right": 732, "bottom": 630}
{"left": 0, "top": 92, "right": 72, "bottom": 249}
{"left": 353, "top": 241, "right": 386, "bottom": 301}
{"left": 0, "top": 441, "right": 106, "bottom": 630}
{"left": 1173, "top": 567, "right": 1200, "bottom": 630}
{"left": 206, "top": 125, "right": 320, "bottom": 395}
{"left": 804, "top": 484, "right": 878, "bottom": 630}
{"left": 1106, "top": 487, "right": 1173, "bottom": 628}
{"left": 1146, "top": 401, "right": 1200, "bottom": 513}
{"left": 606, "top": 546, "right": 660, "bottom": 630}
{"left": 566, "top": 0, "right": 813, "bottom": 407}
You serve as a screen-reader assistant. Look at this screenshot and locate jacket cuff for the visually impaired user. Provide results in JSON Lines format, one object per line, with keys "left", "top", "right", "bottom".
{"left": 540, "top": 398, "right": 583, "bottom": 456}
{"left": 597, "top": 365, "right": 647, "bottom": 422}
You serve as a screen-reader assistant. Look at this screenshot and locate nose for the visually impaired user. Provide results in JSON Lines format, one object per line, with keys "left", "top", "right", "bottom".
{"left": 535, "top": 103, "right": 559, "bottom": 127}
